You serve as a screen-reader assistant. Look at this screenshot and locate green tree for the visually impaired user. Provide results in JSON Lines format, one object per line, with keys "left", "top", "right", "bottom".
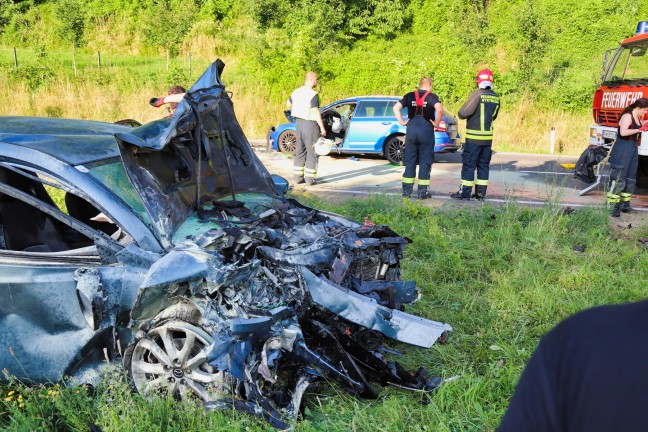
{"left": 346, "top": 0, "right": 408, "bottom": 38}
{"left": 139, "top": 0, "right": 199, "bottom": 56}
{"left": 52, "top": 0, "right": 86, "bottom": 48}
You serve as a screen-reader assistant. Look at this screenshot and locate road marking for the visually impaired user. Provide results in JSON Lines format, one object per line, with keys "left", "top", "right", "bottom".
{"left": 518, "top": 171, "right": 573, "bottom": 176}
{"left": 298, "top": 187, "right": 648, "bottom": 212}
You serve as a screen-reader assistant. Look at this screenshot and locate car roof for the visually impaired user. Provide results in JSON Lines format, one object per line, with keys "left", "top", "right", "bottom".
{"left": 0, "top": 116, "right": 131, "bottom": 165}
{"left": 327, "top": 96, "right": 401, "bottom": 105}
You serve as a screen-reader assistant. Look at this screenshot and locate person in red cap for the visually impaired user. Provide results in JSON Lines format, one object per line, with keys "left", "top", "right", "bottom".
{"left": 451, "top": 69, "right": 500, "bottom": 200}
{"left": 149, "top": 85, "right": 186, "bottom": 117}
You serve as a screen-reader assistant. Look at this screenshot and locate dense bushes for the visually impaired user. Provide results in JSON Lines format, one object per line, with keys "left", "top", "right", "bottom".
{"left": 0, "top": 0, "right": 647, "bottom": 111}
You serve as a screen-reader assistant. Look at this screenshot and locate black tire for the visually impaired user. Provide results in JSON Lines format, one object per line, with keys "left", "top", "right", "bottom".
{"left": 384, "top": 135, "right": 405, "bottom": 165}
{"left": 637, "top": 157, "right": 648, "bottom": 189}
{"left": 278, "top": 130, "right": 297, "bottom": 153}
{"left": 114, "top": 119, "right": 142, "bottom": 127}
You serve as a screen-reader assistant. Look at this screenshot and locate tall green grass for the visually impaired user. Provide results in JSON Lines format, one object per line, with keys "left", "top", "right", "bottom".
{"left": 2, "top": 195, "right": 646, "bottom": 431}
{"left": 0, "top": 46, "right": 593, "bottom": 154}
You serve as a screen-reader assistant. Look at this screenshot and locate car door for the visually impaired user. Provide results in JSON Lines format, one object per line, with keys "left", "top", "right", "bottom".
{"left": 0, "top": 165, "right": 129, "bottom": 383}
{"left": 321, "top": 103, "right": 356, "bottom": 149}
{"left": 344, "top": 100, "right": 398, "bottom": 152}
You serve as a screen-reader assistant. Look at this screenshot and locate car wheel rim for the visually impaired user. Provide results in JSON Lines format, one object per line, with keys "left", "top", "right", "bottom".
{"left": 129, "top": 321, "right": 224, "bottom": 402}
{"left": 279, "top": 133, "right": 296, "bottom": 152}
{"left": 388, "top": 138, "right": 405, "bottom": 163}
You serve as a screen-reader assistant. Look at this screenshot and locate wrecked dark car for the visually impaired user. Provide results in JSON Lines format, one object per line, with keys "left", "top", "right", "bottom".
{"left": 0, "top": 60, "right": 451, "bottom": 428}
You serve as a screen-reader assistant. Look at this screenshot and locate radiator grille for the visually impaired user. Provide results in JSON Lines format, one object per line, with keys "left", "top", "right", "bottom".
{"left": 598, "top": 109, "right": 621, "bottom": 126}
{"left": 350, "top": 256, "right": 380, "bottom": 281}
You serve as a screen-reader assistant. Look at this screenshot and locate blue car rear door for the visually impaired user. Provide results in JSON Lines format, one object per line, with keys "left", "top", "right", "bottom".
{"left": 345, "top": 100, "right": 398, "bottom": 152}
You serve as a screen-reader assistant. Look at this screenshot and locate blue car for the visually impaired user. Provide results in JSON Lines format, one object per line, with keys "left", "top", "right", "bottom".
{"left": 268, "top": 96, "right": 461, "bottom": 164}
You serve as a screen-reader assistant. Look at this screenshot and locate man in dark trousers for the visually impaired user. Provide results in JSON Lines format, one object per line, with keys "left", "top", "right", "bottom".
{"left": 451, "top": 69, "right": 500, "bottom": 200}
{"left": 393, "top": 77, "right": 443, "bottom": 199}
{"left": 287, "top": 72, "right": 326, "bottom": 186}
{"left": 498, "top": 299, "right": 648, "bottom": 432}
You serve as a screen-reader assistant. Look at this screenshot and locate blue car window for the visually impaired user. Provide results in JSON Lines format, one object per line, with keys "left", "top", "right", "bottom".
{"left": 356, "top": 101, "right": 391, "bottom": 118}
{"left": 334, "top": 104, "right": 356, "bottom": 118}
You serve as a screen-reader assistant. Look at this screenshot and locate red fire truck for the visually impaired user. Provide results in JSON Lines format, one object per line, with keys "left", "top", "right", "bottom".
{"left": 587, "top": 21, "right": 648, "bottom": 189}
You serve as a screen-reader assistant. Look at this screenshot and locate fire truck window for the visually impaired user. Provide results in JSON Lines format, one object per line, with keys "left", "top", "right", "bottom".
{"left": 609, "top": 45, "right": 648, "bottom": 82}
{"left": 609, "top": 49, "right": 631, "bottom": 81}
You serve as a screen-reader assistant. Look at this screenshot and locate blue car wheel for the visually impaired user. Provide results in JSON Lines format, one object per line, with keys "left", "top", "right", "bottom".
{"left": 278, "top": 130, "right": 297, "bottom": 153}
{"left": 384, "top": 135, "right": 406, "bottom": 165}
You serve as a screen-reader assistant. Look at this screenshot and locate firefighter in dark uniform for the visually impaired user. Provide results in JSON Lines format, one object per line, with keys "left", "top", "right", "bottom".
{"left": 393, "top": 77, "right": 443, "bottom": 199}
{"left": 451, "top": 69, "right": 500, "bottom": 200}
{"left": 287, "top": 72, "right": 326, "bottom": 186}
{"left": 607, "top": 97, "right": 648, "bottom": 216}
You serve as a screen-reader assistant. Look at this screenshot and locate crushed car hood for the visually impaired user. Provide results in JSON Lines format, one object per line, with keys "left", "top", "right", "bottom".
{"left": 114, "top": 60, "right": 282, "bottom": 246}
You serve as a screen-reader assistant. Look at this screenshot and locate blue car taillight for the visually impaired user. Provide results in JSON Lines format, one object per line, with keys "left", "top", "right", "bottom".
{"left": 434, "top": 120, "right": 447, "bottom": 132}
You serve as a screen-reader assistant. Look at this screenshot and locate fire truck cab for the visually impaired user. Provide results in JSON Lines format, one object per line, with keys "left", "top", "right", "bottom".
{"left": 589, "top": 21, "right": 648, "bottom": 186}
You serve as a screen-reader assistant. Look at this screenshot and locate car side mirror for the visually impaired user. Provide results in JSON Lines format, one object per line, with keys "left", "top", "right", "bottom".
{"left": 271, "top": 174, "right": 289, "bottom": 194}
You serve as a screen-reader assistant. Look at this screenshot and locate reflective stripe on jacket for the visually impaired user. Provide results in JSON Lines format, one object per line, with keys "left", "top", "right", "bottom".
{"left": 459, "top": 89, "right": 500, "bottom": 144}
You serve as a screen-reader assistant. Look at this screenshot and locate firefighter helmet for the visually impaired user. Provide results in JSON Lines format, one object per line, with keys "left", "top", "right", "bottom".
{"left": 475, "top": 69, "right": 494, "bottom": 86}
{"left": 314, "top": 137, "right": 333, "bottom": 156}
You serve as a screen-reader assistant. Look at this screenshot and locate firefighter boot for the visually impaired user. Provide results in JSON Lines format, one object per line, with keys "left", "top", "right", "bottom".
{"left": 451, "top": 185, "right": 472, "bottom": 200}
{"left": 620, "top": 193, "right": 632, "bottom": 213}
{"left": 418, "top": 186, "right": 431, "bottom": 200}
{"left": 402, "top": 181, "right": 414, "bottom": 198}
{"left": 621, "top": 201, "right": 632, "bottom": 213}
{"left": 473, "top": 185, "right": 487, "bottom": 200}
{"left": 607, "top": 192, "right": 620, "bottom": 217}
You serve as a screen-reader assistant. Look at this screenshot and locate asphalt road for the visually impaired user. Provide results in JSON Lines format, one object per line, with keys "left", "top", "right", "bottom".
{"left": 250, "top": 141, "right": 648, "bottom": 213}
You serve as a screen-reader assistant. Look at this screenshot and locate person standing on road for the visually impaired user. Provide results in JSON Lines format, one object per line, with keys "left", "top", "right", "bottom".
{"left": 606, "top": 97, "right": 648, "bottom": 217}
{"left": 451, "top": 69, "right": 500, "bottom": 200}
{"left": 287, "top": 72, "right": 326, "bottom": 185}
{"left": 393, "top": 77, "right": 443, "bottom": 199}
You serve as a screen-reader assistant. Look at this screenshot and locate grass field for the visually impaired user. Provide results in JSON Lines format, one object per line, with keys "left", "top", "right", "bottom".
{"left": 1, "top": 194, "right": 646, "bottom": 431}
{"left": 0, "top": 46, "right": 592, "bottom": 155}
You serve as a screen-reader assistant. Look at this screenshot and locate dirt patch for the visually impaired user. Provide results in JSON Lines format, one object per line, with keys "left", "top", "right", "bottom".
{"left": 608, "top": 210, "right": 648, "bottom": 240}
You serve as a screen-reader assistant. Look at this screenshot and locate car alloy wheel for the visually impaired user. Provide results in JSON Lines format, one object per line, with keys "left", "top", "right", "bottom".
{"left": 278, "top": 130, "right": 297, "bottom": 153}
{"left": 384, "top": 135, "right": 405, "bottom": 165}
{"left": 128, "top": 321, "right": 224, "bottom": 402}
